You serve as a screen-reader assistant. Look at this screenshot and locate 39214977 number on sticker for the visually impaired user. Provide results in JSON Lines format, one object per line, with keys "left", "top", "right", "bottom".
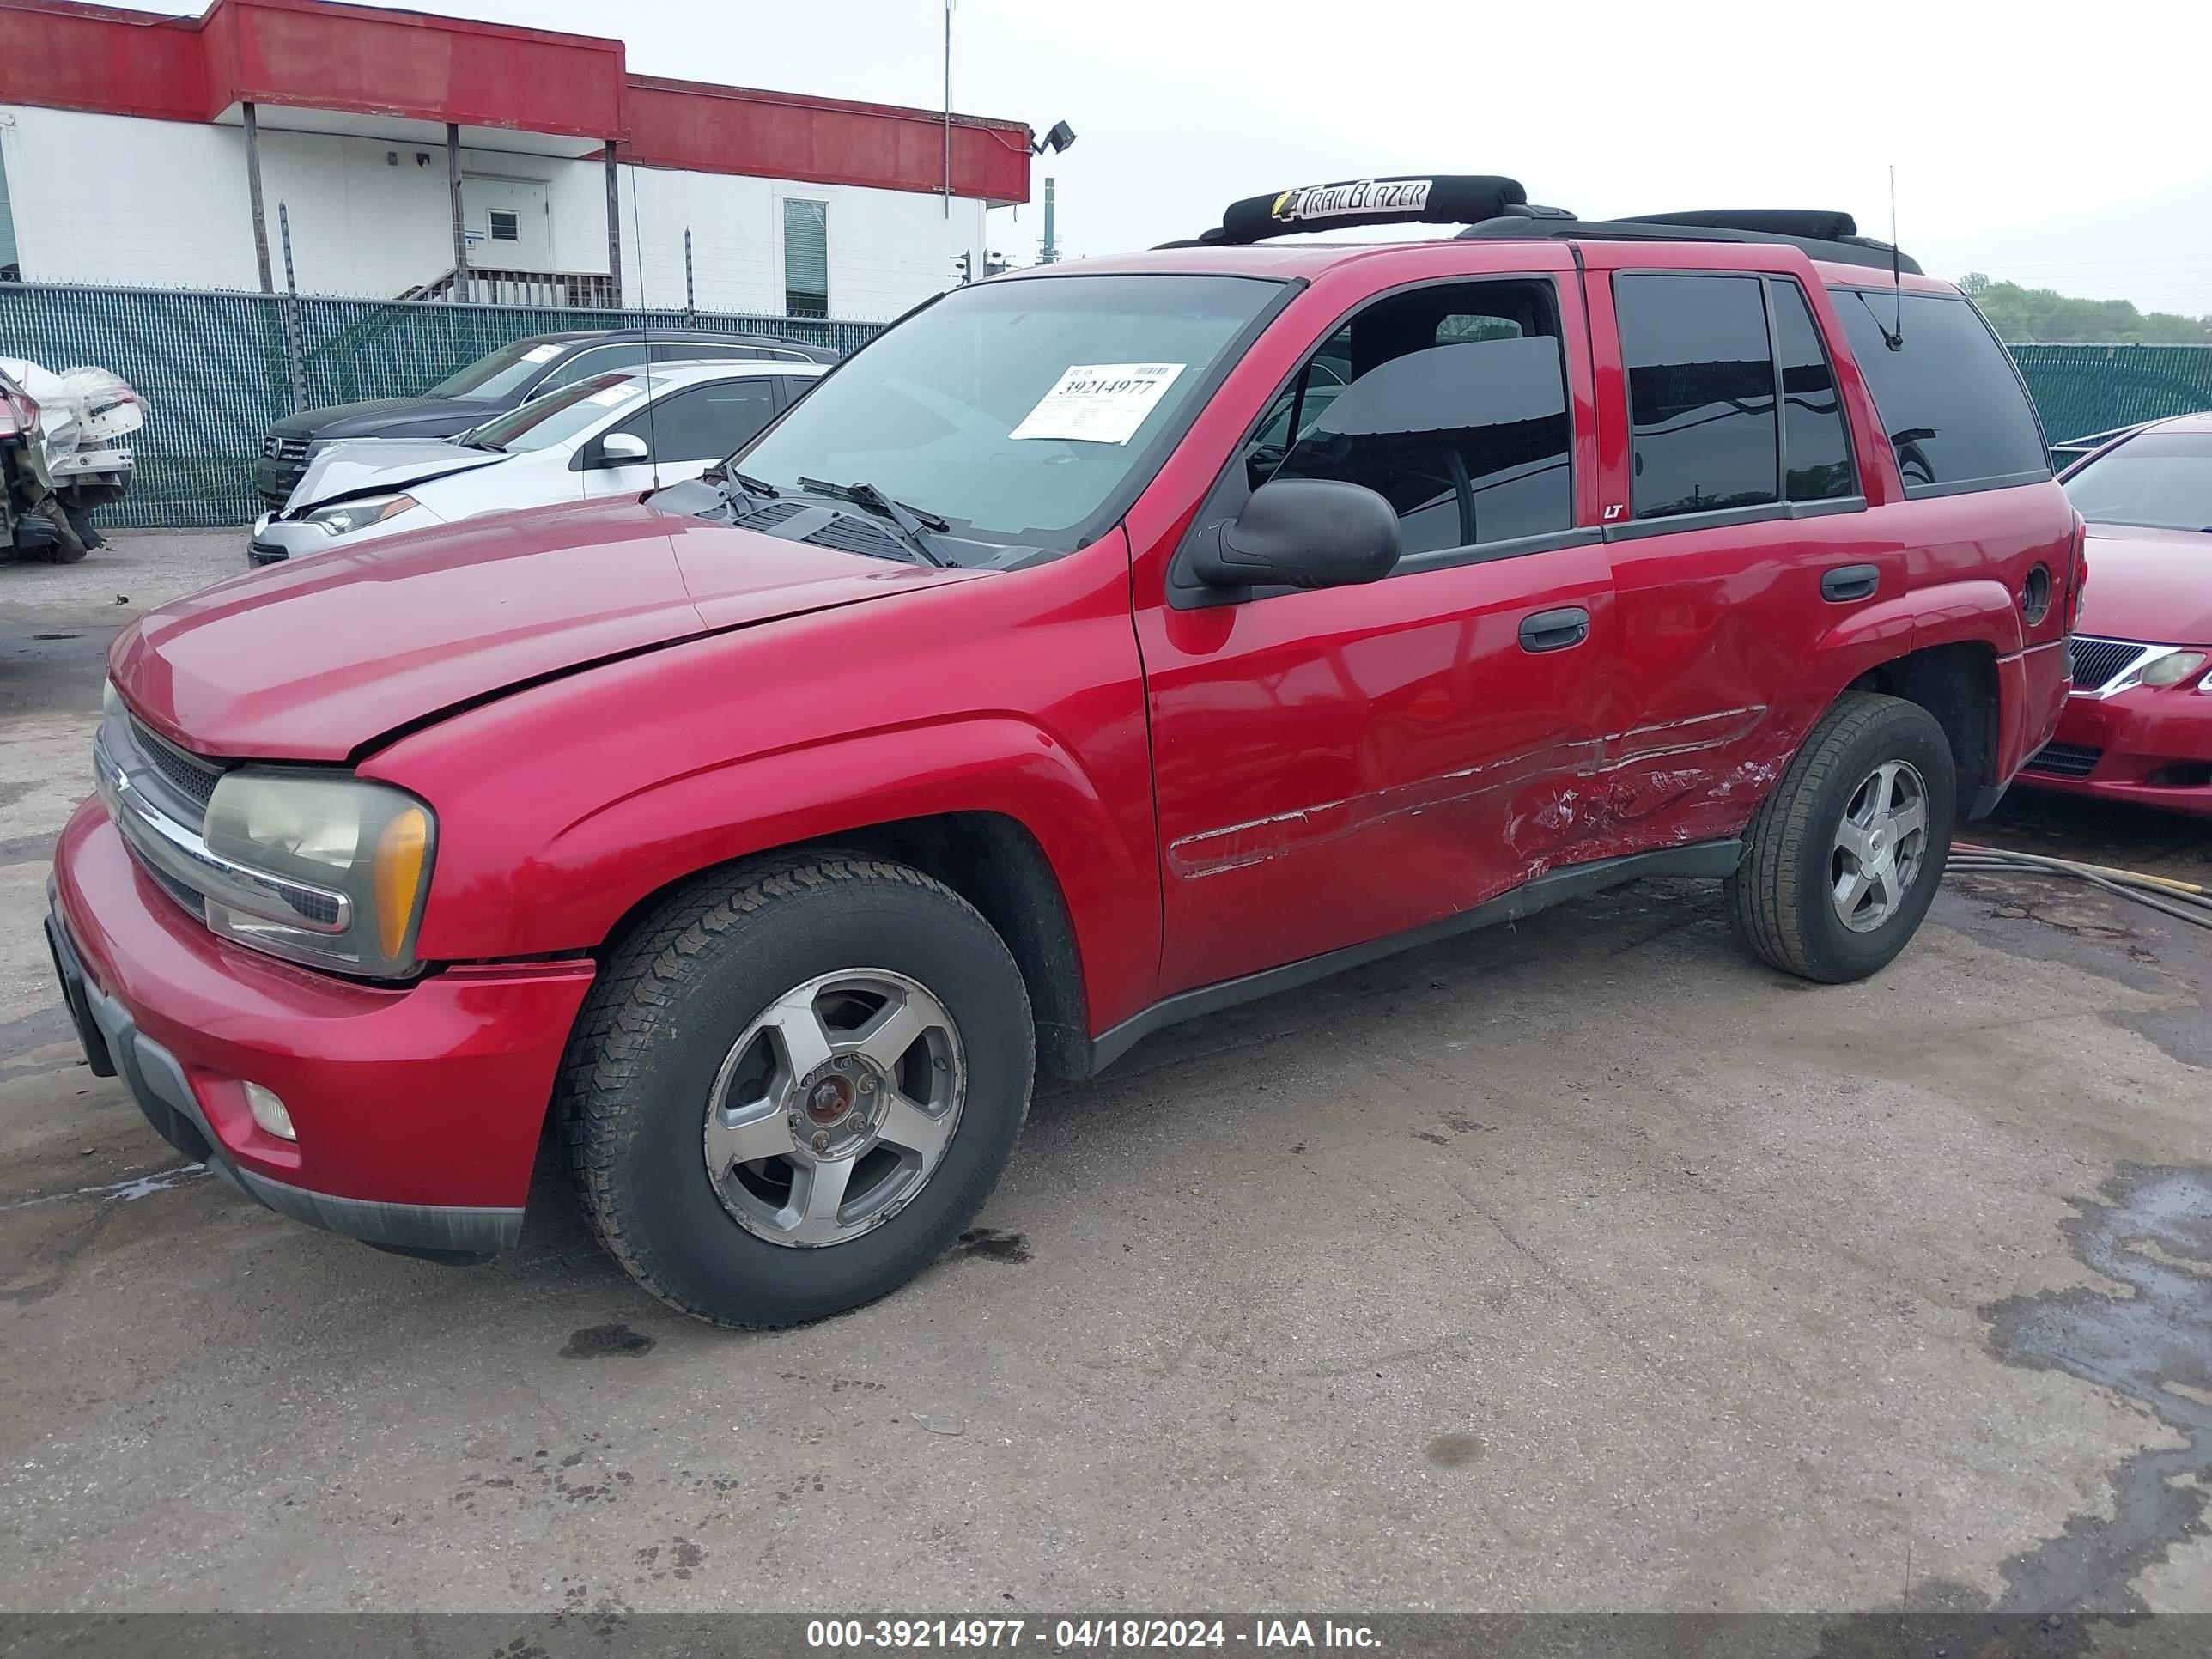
{"left": 1008, "top": 363, "right": 1187, "bottom": 446}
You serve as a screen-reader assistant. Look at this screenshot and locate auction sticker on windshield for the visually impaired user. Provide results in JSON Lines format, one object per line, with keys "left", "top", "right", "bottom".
{"left": 1010, "top": 363, "right": 1186, "bottom": 445}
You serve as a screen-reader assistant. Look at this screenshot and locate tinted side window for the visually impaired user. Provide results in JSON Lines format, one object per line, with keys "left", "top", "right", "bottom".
{"left": 624, "top": 380, "right": 780, "bottom": 464}
{"left": 1616, "top": 273, "right": 1778, "bottom": 520}
{"left": 1830, "top": 289, "right": 2048, "bottom": 492}
{"left": 1265, "top": 280, "right": 1573, "bottom": 556}
{"left": 540, "top": 342, "right": 649, "bottom": 391}
{"left": 1769, "top": 281, "right": 1856, "bottom": 502}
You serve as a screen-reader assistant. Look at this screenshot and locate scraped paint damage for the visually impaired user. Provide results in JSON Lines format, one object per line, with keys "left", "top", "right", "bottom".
{"left": 1172, "top": 705, "right": 1778, "bottom": 878}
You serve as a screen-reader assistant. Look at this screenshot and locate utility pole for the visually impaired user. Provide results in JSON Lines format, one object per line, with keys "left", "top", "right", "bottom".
{"left": 242, "top": 102, "right": 274, "bottom": 293}
{"left": 446, "top": 122, "right": 467, "bottom": 302}
{"left": 604, "top": 141, "right": 623, "bottom": 308}
{"left": 1041, "top": 177, "right": 1057, "bottom": 265}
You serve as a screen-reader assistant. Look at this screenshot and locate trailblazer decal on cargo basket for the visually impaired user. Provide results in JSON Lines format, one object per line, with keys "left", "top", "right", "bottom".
{"left": 1269, "top": 179, "right": 1435, "bottom": 227}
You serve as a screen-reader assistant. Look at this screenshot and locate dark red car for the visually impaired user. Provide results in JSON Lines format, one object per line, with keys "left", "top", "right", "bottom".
{"left": 47, "top": 177, "right": 2075, "bottom": 1326}
{"left": 2017, "top": 411, "right": 2212, "bottom": 814}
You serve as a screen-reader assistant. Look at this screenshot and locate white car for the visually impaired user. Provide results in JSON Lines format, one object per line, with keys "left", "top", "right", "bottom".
{"left": 247, "top": 359, "right": 826, "bottom": 563}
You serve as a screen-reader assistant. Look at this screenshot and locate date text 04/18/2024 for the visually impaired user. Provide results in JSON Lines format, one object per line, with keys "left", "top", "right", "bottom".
{"left": 805, "top": 1620, "right": 1382, "bottom": 1649}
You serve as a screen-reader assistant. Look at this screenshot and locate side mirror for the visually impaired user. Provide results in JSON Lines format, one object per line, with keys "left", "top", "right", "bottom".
{"left": 597, "top": 431, "right": 649, "bottom": 466}
{"left": 1188, "top": 477, "right": 1400, "bottom": 592}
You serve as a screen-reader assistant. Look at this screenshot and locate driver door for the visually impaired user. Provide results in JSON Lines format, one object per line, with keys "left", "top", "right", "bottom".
{"left": 1136, "top": 272, "right": 1618, "bottom": 996}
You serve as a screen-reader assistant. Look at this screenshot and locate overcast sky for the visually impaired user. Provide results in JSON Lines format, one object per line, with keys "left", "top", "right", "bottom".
{"left": 122, "top": 0, "right": 2212, "bottom": 314}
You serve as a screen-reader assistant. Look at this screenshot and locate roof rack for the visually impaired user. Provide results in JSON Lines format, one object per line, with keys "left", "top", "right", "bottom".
{"left": 1457, "top": 209, "right": 1921, "bottom": 275}
{"left": 1156, "top": 178, "right": 1919, "bottom": 273}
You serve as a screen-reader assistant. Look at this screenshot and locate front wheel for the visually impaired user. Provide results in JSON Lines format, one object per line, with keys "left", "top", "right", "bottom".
{"left": 561, "top": 855, "right": 1034, "bottom": 1328}
{"left": 1728, "top": 691, "right": 1956, "bottom": 982}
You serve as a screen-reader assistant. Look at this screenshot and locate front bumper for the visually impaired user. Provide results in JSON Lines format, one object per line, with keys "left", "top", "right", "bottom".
{"left": 2017, "top": 680, "right": 2212, "bottom": 817}
{"left": 255, "top": 453, "right": 309, "bottom": 510}
{"left": 49, "top": 799, "right": 596, "bottom": 1257}
{"left": 248, "top": 504, "right": 438, "bottom": 566}
{"left": 248, "top": 512, "right": 318, "bottom": 566}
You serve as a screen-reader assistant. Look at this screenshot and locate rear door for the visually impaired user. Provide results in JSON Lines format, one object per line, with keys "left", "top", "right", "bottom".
{"left": 1582, "top": 255, "right": 1902, "bottom": 844}
{"left": 1137, "top": 270, "right": 1617, "bottom": 995}
{"left": 1826, "top": 284, "right": 2074, "bottom": 778}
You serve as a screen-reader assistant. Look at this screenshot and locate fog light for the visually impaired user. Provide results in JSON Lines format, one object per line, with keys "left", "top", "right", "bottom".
{"left": 243, "top": 1081, "right": 296, "bottom": 1141}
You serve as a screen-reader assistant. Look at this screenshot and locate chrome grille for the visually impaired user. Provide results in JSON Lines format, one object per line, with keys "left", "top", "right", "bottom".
{"left": 129, "top": 716, "right": 226, "bottom": 816}
{"left": 264, "top": 434, "right": 313, "bottom": 464}
{"left": 140, "top": 855, "right": 209, "bottom": 921}
{"left": 2068, "top": 635, "right": 2148, "bottom": 691}
{"left": 2023, "top": 742, "right": 2103, "bottom": 781}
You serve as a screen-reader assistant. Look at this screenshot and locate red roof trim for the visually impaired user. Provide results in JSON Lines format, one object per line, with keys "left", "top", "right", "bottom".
{"left": 625, "top": 72, "right": 1029, "bottom": 137}
{"left": 0, "top": 0, "right": 1030, "bottom": 201}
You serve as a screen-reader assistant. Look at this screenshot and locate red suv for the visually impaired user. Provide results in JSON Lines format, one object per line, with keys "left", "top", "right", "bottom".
{"left": 47, "top": 176, "right": 2075, "bottom": 1327}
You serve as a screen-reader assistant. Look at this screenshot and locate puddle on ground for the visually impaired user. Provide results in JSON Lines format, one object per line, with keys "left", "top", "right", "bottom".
{"left": 1980, "top": 1164, "right": 2212, "bottom": 1614}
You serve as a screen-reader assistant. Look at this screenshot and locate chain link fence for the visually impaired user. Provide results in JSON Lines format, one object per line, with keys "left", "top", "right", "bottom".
{"left": 0, "top": 281, "right": 887, "bottom": 527}
{"left": 4, "top": 280, "right": 2211, "bottom": 529}
{"left": 2009, "top": 344, "right": 2212, "bottom": 463}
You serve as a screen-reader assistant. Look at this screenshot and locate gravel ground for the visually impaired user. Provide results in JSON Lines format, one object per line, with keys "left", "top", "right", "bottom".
{"left": 1, "top": 531, "right": 2205, "bottom": 1617}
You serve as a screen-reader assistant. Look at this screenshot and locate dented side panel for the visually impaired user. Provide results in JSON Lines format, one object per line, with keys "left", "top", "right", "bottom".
{"left": 1142, "top": 539, "right": 1622, "bottom": 994}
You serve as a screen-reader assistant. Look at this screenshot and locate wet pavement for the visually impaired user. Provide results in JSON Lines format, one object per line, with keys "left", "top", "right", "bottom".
{"left": 1, "top": 534, "right": 2206, "bottom": 1614}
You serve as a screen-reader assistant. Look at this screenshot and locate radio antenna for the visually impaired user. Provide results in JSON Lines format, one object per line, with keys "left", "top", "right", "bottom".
{"left": 1884, "top": 164, "right": 1905, "bottom": 352}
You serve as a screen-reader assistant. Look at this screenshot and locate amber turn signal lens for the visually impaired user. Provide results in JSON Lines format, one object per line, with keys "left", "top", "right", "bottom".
{"left": 372, "top": 805, "right": 431, "bottom": 960}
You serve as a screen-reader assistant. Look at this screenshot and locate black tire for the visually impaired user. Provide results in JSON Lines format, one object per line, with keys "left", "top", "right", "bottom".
{"left": 1727, "top": 691, "right": 1956, "bottom": 983}
{"left": 560, "top": 854, "right": 1034, "bottom": 1328}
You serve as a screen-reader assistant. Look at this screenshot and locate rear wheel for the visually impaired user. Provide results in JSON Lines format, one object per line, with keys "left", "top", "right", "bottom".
{"left": 561, "top": 855, "right": 1033, "bottom": 1328}
{"left": 1728, "top": 692, "right": 1956, "bottom": 982}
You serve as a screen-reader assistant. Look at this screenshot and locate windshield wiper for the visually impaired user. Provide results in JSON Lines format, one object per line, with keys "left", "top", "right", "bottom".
{"left": 796, "top": 477, "right": 953, "bottom": 567}
{"left": 705, "top": 466, "right": 781, "bottom": 511}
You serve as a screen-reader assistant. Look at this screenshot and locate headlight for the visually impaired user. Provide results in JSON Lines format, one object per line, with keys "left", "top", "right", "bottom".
{"left": 202, "top": 769, "right": 435, "bottom": 977}
{"left": 2130, "top": 649, "right": 2208, "bottom": 690}
{"left": 301, "top": 493, "right": 417, "bottom": 538}
{"left": 102, "top": 678, "right": 125, "bottom": 721}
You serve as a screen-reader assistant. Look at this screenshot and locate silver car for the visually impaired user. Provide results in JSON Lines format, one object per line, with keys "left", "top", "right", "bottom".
{"left": 247, "top": 360, "right": 826, "bottom": 564}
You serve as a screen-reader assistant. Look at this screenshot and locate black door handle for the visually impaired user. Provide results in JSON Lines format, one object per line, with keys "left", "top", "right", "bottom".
{"left": 1518, "top": 605, "right": 1591, "bottom": 653}
{"left": 1821, "top": 564, "right": 1880, "bottom": 603}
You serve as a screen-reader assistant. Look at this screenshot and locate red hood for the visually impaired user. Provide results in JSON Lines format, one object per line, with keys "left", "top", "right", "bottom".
{"left": 2077, "top": 523, "right": 2212, "bottom": 647}
{"left": 112, "top": 499, "right": 987, "bottom": 761}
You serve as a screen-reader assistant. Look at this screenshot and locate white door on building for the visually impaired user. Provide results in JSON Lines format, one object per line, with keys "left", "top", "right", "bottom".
{"left": 461, "top": 177, "right": 551, "bottom": 270}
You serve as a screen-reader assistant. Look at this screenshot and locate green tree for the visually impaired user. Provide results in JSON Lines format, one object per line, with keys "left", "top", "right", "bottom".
{"left": 1959, "top": 272, "right": 2211, "bottom": 345}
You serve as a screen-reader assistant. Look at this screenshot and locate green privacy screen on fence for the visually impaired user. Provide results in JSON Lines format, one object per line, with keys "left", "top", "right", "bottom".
{"left": 0, "top": 283, "right": 886, "bottom": 528}
{"left": 3, "top": 281, "right": 2210, "bottom": 530}
{"left": 2008, "top": 344, "right": 2212, "bottom": 453}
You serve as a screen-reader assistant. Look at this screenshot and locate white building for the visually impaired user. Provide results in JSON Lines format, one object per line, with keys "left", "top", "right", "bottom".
{"left": 0, "top": 0, "right": 1034, "bottom": 319}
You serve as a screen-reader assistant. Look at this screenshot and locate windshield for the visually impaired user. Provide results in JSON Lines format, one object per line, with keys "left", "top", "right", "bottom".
{"left": 426, "top": 339, "right": 571, "bottom": 399}
{"left": 2065, "top": 430, "right": 2212, "bottom": 533}
{"left": 736, "top": 274, "right": 1284, "bottom": 553}
{"left": 461, "top": 373, "right": 645, "bottom": 452}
